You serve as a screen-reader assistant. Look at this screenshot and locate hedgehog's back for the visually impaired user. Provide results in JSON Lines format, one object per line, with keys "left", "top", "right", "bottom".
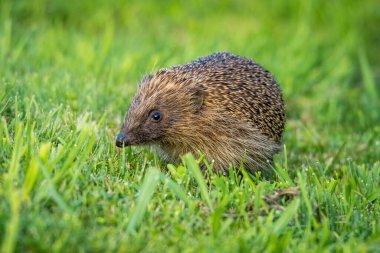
{"left": 170, "top": 52, "right": 285, "bottom": 142}
{"left": 171, "top": 52, "right": 253, "bottom": 73}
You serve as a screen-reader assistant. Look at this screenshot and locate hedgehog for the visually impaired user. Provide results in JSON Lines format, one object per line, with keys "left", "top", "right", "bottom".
{"left": 116, "top": 52, "right": 285, "bottom": 173}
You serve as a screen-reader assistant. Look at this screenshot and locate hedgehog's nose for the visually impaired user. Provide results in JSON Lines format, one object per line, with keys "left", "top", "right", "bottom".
{"left": 116, "top": 133, "right": 129, "bottom": 148}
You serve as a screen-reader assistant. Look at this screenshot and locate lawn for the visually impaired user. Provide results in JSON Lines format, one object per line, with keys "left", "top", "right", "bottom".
{"left": 0, "top": 0, "right": 379, "bottom": 252}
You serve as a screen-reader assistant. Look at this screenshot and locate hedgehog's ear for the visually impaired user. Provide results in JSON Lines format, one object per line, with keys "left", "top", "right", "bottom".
{"left": 189, "top": 87, "right": 205, "bottom": 112}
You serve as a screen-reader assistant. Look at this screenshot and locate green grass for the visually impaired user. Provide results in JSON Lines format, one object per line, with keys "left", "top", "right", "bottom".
{"left": 1, "top": 0, "right": 380, "bottom": 252}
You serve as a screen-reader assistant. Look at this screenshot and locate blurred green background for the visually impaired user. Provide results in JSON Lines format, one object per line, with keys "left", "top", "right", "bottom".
{"left": 0, "top": 0, "right": 379, "bottom": 252}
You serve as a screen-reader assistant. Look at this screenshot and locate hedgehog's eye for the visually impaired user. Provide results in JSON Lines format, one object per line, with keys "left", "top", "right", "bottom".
{"left": 150, "top": 111, "right": 162, "bottom": 122}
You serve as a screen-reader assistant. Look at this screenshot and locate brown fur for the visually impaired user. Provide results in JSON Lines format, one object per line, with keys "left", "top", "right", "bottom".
{"left": 119, "top": 52, "right": 285, "bottom": 173}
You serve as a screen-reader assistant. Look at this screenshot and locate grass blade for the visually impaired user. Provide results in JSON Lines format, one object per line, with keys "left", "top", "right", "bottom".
{"left": 359, "top": 49, "right": 378, "bottom": 103}
{"left": 160, "top": 172, "right": 193, "bottom": 208}
{"left": 182, "top": 153, "right": 213, "bottom": 211}
{"left": 272, "top": 199, "right": 300, "bottom": 234}
{"left": 127, "top": 168, "right": 160, "bottom": 233}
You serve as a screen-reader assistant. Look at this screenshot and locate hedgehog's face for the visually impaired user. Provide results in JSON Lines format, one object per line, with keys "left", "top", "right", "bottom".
{"left": 116, "top": 103, "right": 173, "bottom": 147}
{"left": 116, "top": 73, "right": 205, "bottom": 148}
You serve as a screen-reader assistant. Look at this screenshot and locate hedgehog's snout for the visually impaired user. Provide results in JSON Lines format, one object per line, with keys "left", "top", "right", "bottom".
{"left": 115, "top": 133, "right": 129, "bottom": 148}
